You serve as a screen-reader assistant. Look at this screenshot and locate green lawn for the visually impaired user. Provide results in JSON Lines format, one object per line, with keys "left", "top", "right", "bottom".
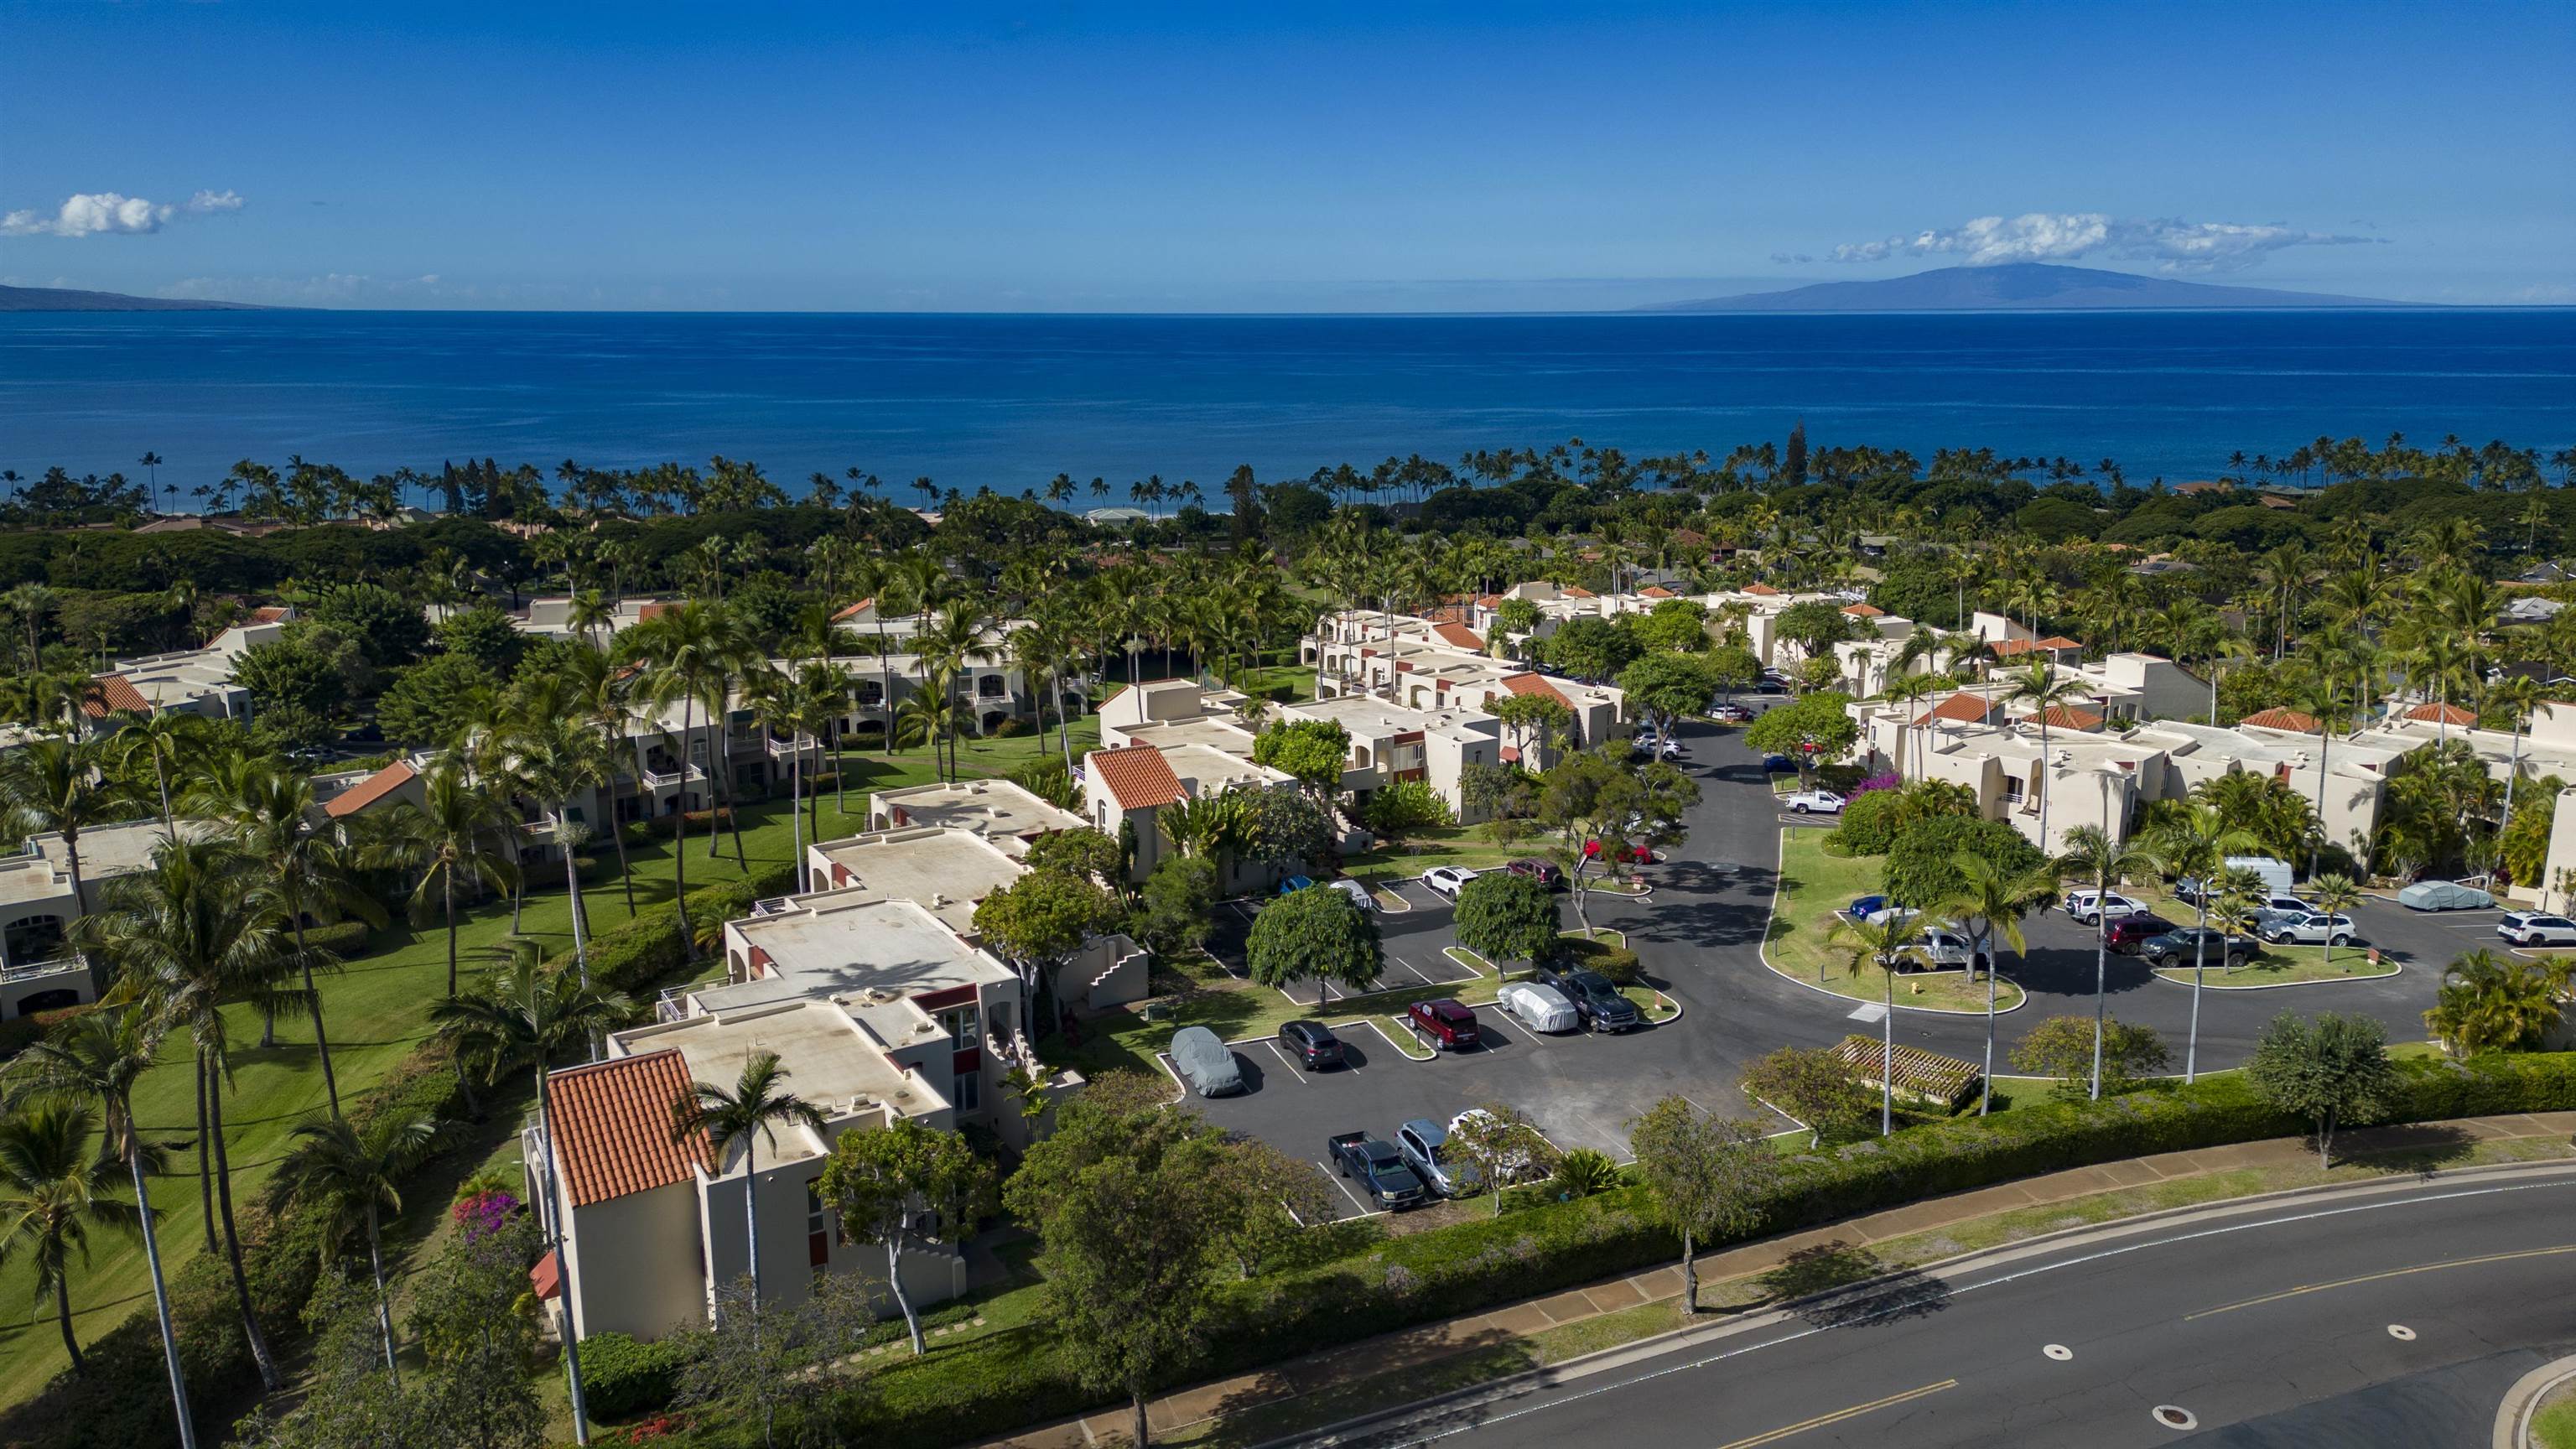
{"left": 1346, "top": 826, "right": 1542, "bottom": 876}
{"left": 1233, "top": 662, "right": 1319, "bottom": 703}
{"left": 2534, "top": 1388, "right": 2576, "bottom": 1449}
{"left": 1764, "top": 831, "right": 2027, "bottom": 1015}
{"left": 2151, "top": 947, "right": 2399, "bottom": 988}
{"left": 0, "top": 719, "right": 1098, "bottom": 1409}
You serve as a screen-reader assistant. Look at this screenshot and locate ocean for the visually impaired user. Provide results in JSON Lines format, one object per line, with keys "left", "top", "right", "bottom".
{"left": 2, "top": 309, "right": 2569, "bottom": 495}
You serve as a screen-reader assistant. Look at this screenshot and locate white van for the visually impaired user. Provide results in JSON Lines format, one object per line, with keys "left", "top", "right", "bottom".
{"left": 2225, "top": 856, "right": 2295, "bottom": 895}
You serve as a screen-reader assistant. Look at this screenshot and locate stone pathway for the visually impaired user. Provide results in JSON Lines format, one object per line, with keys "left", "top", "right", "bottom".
{"left": 974, "top": 1111, "right": 2576, "bottom": 1449}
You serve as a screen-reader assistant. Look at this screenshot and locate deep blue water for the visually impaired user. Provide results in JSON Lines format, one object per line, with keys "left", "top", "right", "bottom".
{"left": 2, "top": 309, "right": 2569, "bottom": 494}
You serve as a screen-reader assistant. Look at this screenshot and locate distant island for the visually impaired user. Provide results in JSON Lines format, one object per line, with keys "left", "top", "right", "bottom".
{"left": 1636, "top": 262, "right": 2409, "bottom": 313}
{"left": 0, "top": 283, "right": 267, "bottom": 313}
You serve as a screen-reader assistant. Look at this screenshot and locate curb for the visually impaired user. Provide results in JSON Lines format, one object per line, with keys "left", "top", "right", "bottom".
{"left": 1274, "top": 1156, "right": 2576, "bottom": 1449}
{"left": 2496, "top": 1354, "right": 2576, "bottom": 1449}
{"left": 1757, "top": 828, "right": 2030, "bottom": 1019}
{"left": 2148, "top": 959, "right": 2405, "bottom": 991}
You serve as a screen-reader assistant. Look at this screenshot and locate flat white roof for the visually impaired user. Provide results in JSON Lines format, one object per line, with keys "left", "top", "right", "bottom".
{"left": 870, "top": 779, "right": 1084, "bottom": 846}
{"left": 810, "top": 828, "right": 1026, "bottom": 935}
{"left": 704, "top": 894, "right": 1010, "bottom": 1019}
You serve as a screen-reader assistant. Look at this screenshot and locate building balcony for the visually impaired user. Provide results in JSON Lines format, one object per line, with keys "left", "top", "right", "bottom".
{"left": 641, "top": 764, "right": 706, "bottom": 791}
{"left": 0, "top": 953, "right": 86, "bottom": 985}
{"left": 764, "top": 732, "right": 823, "bottom": 761}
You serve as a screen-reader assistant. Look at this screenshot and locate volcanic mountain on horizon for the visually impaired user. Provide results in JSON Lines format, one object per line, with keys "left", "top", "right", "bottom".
{"left": 1635, "top": 262, "right": 2409, "bottom": 312}
{"left": 0, "top": 283, "right": 267, "bottom": 312}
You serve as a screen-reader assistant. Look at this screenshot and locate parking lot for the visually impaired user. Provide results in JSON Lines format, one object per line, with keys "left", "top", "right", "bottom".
{"left": 1202, "top": 887, "right": 1485, "bottom": 1005}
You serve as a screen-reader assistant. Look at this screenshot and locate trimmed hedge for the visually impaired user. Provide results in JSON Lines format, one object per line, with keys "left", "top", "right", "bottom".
{"left": 1559, "top": 936, "right": 1642, "bottom": 984}
{"left": 0, "top": 858, "right": 799, "bottom": 1448}
{"left": 735, "top": 1052, "right": 2576, "bottom": 1449}
{"left": 634, "top": 808, "right": 736, "bottom": 841}
{"left": 581, "top": 1332, "right": 688, "bottom": 1418}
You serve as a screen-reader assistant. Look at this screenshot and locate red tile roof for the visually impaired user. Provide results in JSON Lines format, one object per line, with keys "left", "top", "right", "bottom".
{"left": 2035, "top": 636, "right": 2084, "bottom": 650}
{"left": 1474, "top": 594, "right": 1505, "bottom": 610}
{"left": 831, "top": 596, "right": 875, "bottom": 621}
{"left": 1561, "top": 586, "right": 1596, "bottom": 600}
{"left": 2241, "top": 707, "right": 2322, "bottom": 733}
{"left": 324, "top": 760, "right": 418, "bottom": 818}
{"left": 1913, "top": 693, "right": 1995, "bottom": 727}
{"left": 1987, "top": 637, "right": 2067, "bottom": 657}
{"left": 546, "top": 1049, "right": 711, "bottom": 1208}
{"left": 250, "top": 605, "right": 290, "bottom": 623}
{"left": 1639, "top": 585, "right": 1677, "bottom": 599}
{"left": 1742, "top": 584, "right": 1783, "bottom": 597}
{"left": 1431, "top": 623, "right": 1485, "bottom": 651}
{"left": 1841, "top": 603, "right": 1886, "bottom": 618}
{"left": 637, "top": 601, "right": 674, "bottom": 622}
{"left": 2406, "top": 701, "right": 2477, "bottom": 726}
{"left": 1501, "top": 673, "right": 1571, "bottom": 707}
{"left": 79, "top": 674, "right": 151, "bottom": 719}
{"left": 2031, "top": 704, "right": 2106, "bottom": 731}
{"left": 1088, "top": 745, "right": 1188, "bottom": 810}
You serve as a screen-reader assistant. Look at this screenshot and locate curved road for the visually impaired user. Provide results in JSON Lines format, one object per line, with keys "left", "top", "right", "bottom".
{"left": 1332, "top": 1166, "right": 2576, "bottom": 1448}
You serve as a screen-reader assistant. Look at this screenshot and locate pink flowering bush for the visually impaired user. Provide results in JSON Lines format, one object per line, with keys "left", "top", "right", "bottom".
{"left": 1851, "top": 772, "right": 1902, "bottom": 796}
{"left": 451, "top": 1188, "right": 522, "bottom": 1242}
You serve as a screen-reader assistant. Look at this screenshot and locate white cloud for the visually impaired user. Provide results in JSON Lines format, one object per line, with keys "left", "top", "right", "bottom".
{"left": 1, "top": 189, "right": 243, "bottom": 238}
{"left": 1825, "top": 211, "right": 2384, "bottom": 273}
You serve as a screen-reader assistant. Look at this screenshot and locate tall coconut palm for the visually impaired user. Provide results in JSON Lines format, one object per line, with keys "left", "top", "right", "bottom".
{"left": 0, "top": 1103, "right": 136, "bottom": 1377}
{"left": 1823, "top": 911, "right": 1931, "bottom": 1136}
{"left": 621, "top": 600, "right": 731, "bottom": 953}
{"left": 556, "top": 645, "right": 646, "bottom": 917}
{"left": 78, "top": 839, "right": 288, "bottom": 1389}
{"left": 267, "top": 1108, "right": 440, "bottom": 1379}
{"left": 1877, "top": 673, "right": 1945, "bottom": 778}
{"left": 918, "top": 603, "right": 1000, "bottom": 777}
{"left": 110, "top": 711, "right": 214, "bottom": 842}
{"left": 2287, "top": 669, "right": 2355, "bottom": 879}
{"left": 8, "top": 1007, "right": 195, "bottom": 1443}
{"left": 191, "top": 759, "right": 385, "bottom": 1116}
{"left": 2003, "top": 663, "right": 2087, "bottom": 849}
{"left": 429, "top": 942, "right": 634, "bottom": 1441}
{"left": 2055, "top": 825, "right": 2161, "bottom": 1100}
{"left": 669, "top": 1051, "right": 827, "bottom": 1332}
{"left": 1942, "top": 853, "right": 2053, "bottom": 1116}
{"left": 373, "top": 760, "right": 519, "bottom": 996}
{"left": 0, "top": 737, "right": 129, "bottom": 916}
{"left": 2146, "top": 805, "right": 2262, "bottom": 1082}
{"left": 740, "top": 665, "right": 808, "bottom": 868}
{"left": 2307, "top": 872, "right": 2365, "bottom": 980}
{"left": 502, "top": 711, "right": 616, "bottom": 984}
{"left": 2488, "top": 674, "right": 2546, "bottom": 848}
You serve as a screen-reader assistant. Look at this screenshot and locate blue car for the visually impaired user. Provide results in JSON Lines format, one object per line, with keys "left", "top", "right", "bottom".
{"left": 1762, "top": 754, "right": 1796, "bottom": 773}
{"left": 1279, "top": 875, "right": 1315, "bottom": 895}
{"left": 1847, "top": 895, "right": 1888, "bottom": 921}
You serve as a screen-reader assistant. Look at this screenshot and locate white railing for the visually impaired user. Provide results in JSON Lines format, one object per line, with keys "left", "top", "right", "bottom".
{"left": 656, "top": 985, "right": 692, "bottom": 1023}
{"left": 751, "top": 896, "right": 795, "bottom": 917}
{"left": 764, "top": 733, "right": 823, "bottom": 760}
{"left": 0, "top": 953, "right": 86, "bottom": 984}
{"left": 641, "top": 765, "right": 704, "bottom": 789}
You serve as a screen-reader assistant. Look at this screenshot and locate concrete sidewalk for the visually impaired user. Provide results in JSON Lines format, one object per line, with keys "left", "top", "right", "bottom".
{"left": 978, "top": 1111, "right": 2576, "bottom": 1449}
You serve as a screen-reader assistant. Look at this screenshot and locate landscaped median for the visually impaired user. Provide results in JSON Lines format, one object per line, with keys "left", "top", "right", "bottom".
{"left": 810, "top": 1052, "right": 2576, "bottom": 1449}
{"left": 2148, "top": 948, "right": 2402, "bottom": 989}
{"left": 1763, "top": 830, "right": 2028, "bottom": 1015}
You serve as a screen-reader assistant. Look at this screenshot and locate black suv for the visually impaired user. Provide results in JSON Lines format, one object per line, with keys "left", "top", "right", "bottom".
{"left": 1533, "top": 965, "right": 1644, "bottom": 1033}
{"left": 2137, "top": 927, "right": 2260, "bottom": 970}
{"left": 1277, "top": 1020, "right": 1346, "bottom": 1070}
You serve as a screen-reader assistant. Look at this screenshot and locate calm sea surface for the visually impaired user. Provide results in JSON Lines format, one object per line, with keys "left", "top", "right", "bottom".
{"left": 2, "top": 309, "right": 2569, "bottom": 492}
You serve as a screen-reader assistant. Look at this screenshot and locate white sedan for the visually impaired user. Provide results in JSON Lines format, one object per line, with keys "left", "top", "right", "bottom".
{"left": 1781, "top": 789, "right": 1846, "bottom": 815}
{"left": 1420, "top": 865, "right": 1478, "bottom": 901}
{"left": 2261, "top": 911, "right": 2358, "bottom": 947}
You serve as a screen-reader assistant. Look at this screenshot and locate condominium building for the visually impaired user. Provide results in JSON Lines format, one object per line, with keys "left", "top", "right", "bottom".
{"left": 1302, "top": 608, "right": 1623, "bottom": 773}
{"left": 0, "top": 818, "right": 218, "bottom": 1017}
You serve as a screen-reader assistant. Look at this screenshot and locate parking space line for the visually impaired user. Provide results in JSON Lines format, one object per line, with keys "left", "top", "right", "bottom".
{"left": 1265, "top": 1041, "right": 1306, "bottom": 1082}
{"left": 1322, "top": 1166, "right": 1372, "bottom": 1218}
{"left": 1391, "top": 954, "right": 1439, "bottom": 986}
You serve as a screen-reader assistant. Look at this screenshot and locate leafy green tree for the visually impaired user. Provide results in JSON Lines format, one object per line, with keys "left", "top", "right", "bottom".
{"left": 1738, "top": 1045, "right": 1874, "bottom": 1148}
{"left": 1451, "top": 870, "right": 1559, "bottom": 976}
{"left": 400, "top": 1216, "right": 549, "bottom": 1449}
{"left": 378, "top": 652, "right": 503, "bottom": 748}
{"left": 1706, "top": 643, "right": 1762, "bottom": 704}
{"left": 1024, "top": 825, "right": 1124, "bottom": 887}
{"left": 1235, "top": 787, "right": 1332, "bottom": 871}
{"left": 0, "top": 1102, "right": 134, "bottom": 1376}
{"left": 0, "top": 736, "right": 128, "bottom": 915}
{"left": 1535, "top": 749, "right": 1698, "bottom": 932}
{"left": 2423, "top": 948, "right": 2571, "bottom": 1056}
{"left": 1244, "top": 884, "right": 1384, "bottom": 1001}
{"left": 1251, "top": 719, "right": 1352, "bottom": 807}
{"left": 1616, "top": 651, "right": 1716, "bottom": 737}
{"left": 818, "top": 1117, "right": 995, "bottom": 1355}
{"left": 1774, "top": 599, "right": 1859, "bottom": 667}
{"left": 1444, "top": 1102, "right": 1559, "bottom": 1218}
{"left": 2247, "top": 1011, "right": 2402, "bottom": 1166}
{"left": 1881, "top": 814, "right": 2043, "bottom": 909}
{"left": 1004, "top": 1101, "right": 1245, "bottom": 1449}
{"left": 1742, "top": 692, "right": 1858, "bottom": 782}
{"left": 1541, "top": 615, "right": 1639, "bottom": 681}
{"left": 2146, "top": 803, "right": 2265, "bottom": 1082}
{"left": 2055, "top": 823, "right": 2163, "bottom": 1100}
{"left": 1629, "top": 600, "right": 1711, "bottom": 653}
{"left": 1362, "top": 779, "right": 1453, "bottom": 843}
{"left": 1483, "top": 691, "right": 1576, "bottom": 761}
{"left": 433, "top": 603, "right": 527, "bottom": 673}
{"left": 1134, "top": 854, "right": 1219, "bottom": 961}
{"left": 974, "top": 868, "right": 1124, "bottom": 1036}
{"left": 2010, "top": 1015, "right": 2169, "bottom": 1098}
{"left": 1628, "top": 1096, "right": 1778, "bottom": 1312}
{"left": 1209, "top": 1138, "right": 1334, "bottom": 1276}
{"left": 1943, "top": 850, "right": 2054, "bottom": 1115}
{"left": 306, "top": 581, "right": 431, "bottom": 670}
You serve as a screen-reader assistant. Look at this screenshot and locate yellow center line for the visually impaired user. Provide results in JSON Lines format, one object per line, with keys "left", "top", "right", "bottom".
{"left": 1712, "top": 1379, "right": 1959, "bottom": 1449}
{"left": 2184, "top": 1243, "right": 2576, "bottom": 1322}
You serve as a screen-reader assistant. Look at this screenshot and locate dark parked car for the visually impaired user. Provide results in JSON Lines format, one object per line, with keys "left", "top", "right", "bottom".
{"left": 1504, "top": 858, "right": 1564, "bottom": 889}
{"left": 1405, "top": 998, "right": 1482, "bottom": 1051}
{"left": 1325, "top": 1132, "right": 1428, "bottom": 1209}
{"left": 1533, "top": 965, "right": 1644, "bottom": 1032}
{"left": 2138, "top": 927, "right": 2260, "bottom": 969}
{"left": 1761, "top": 754, "right": 1797, "bottom": 772}
{"left": 1276, "top": 1020, "right": 1345, "bottom": 1070}
{"left": 2103, "top": 914, "right": 2181, "bottom": 953}
{"left": 1846, "top": 894, "right": 1889, "bottom": 921}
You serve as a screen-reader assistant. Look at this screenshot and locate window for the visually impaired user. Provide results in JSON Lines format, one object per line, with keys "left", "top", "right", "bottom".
{"left": 977, "top": 675, "right": 1005, "bottom": 698}
{"left": 954, "top": 1070, "right": 981, "bottom": 1112}
{"left": 936, "top": 1005, "right": 983, "bottom": 1050}
{"left": 807, "top": 1182, "right": 830, "bottom": 1269}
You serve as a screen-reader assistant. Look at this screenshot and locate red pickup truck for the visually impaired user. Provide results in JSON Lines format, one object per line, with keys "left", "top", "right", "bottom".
{"left": 1405, "top": 998, "right": 1482, "bottom": 1051}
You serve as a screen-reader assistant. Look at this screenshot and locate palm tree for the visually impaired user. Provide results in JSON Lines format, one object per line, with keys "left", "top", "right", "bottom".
{"left": 1877, "top": 673, "right": 1944, "bottom": 778}
{"left": 77, "top": 839, "right": 288, "bottom": 1390}
{"left": 557, "top": 645, "right": 646, "bottom": 917}
{"left": 1824, "top": 911, "right": 1931, "bottom": 1136}
{"left": 373, "top": 761, "right": 519, "bottom": 995}
{"left": 267, "top": 1109, "right": 440, "bottom": 1379}
{"left": 0, "top": 1103, "right": 136, "bottom": 1376}
{"left": 2487, "top": 674, "right": 2546, "bottom": 850}
{"left": 2003, "top": 663, "right": 2087, "bottom": 848}
{"left": 502, "top": 711, "right": 616, "bottom": 984}
{"left": 622, "top": 601, "right": 741, "bottom": 914}
{"left": 110, "top": 711, "right": 212, "bottom": 841}
{"left": 430, "top": 942, "right": 633, "bottom": 1439}
{"left": 0, "top": 737, "right": 129, "bottom": 915}
{"left": 9, "top": 1007, "right": 196, "bottom": 1443}
{"left": 2423, "top": 948, "right": 2573, "bottom": 1056}
{"left": 2288, "top": 669, "right": 2355, "bottom": 879}
{"left": 2147, "top": 805, "right": 2262, "bottom": 1082}
{"left": 2055, "top": 824, "right": 2160, "bottom": 1100}
{"left": 2307, "top": 872, "right": 2364, "bottom": 980}
{"left": 669, "top": 1051, "right": 827, "bottom": 1329}
{"left": 1942, "top": 853, "right": 2052, "bottom": 1116}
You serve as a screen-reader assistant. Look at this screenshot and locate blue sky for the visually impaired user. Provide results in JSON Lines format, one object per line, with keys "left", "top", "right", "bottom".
{"left": 3, "top": 1, "right": 2569, "bottom": 310}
